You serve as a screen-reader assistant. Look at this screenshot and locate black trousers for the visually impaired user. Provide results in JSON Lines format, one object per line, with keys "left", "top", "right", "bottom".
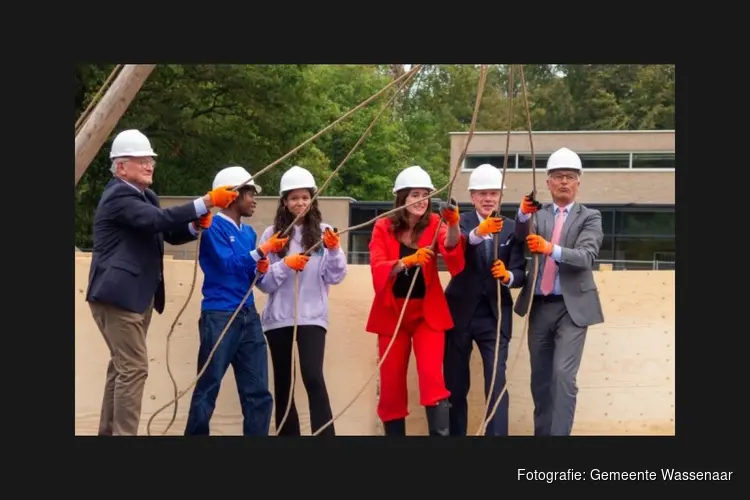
{"left": 444, "top": 300, "right": 512, "bottom": 436}
{"left": 265, "top": 325, "right": 335, "bottom": 436}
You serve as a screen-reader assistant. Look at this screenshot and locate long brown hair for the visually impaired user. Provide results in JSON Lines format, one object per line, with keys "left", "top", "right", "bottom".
{"left": 388, "top": 188, "right": 432, "bottom": 244}
{"left": 273, "top": 188, "right": 323, "bottom": 258}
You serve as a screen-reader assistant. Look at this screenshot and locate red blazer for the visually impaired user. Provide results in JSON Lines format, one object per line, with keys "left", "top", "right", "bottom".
{"left": 365, "top": 213, "right": 466, "bottom": 336}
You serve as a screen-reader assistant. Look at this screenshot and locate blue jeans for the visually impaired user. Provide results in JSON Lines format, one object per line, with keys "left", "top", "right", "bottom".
{"left": 184, "top": 306, "right": 273, "bottom": 435}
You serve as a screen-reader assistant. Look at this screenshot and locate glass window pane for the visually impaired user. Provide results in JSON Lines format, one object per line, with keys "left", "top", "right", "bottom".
{"left": 599, "top": 210, "right": 615, "bottom": 234}
{"left": 614, "top": 237, "right": 675, "bottom": 263}
{"left": 616, "top": 211, "right": 675, "bottom": 236}
{"left": 465, "top": 155, "right": 513, "bottom": 170}
{"left": 500, "top": 208, "right": 518, "bottom": 219}
{"left": 348, "top": 232, "right": 372, "bottom": 264}
{"left": 632, "top": 152, "right": 674, "bottom": 169}
{"left": 350, "top": 207, "right": 376, "bottom": 226}
{"left": 598, "top": 235, "right": 614, "bottom": 261}
{"left": 578, "top": 153, "right": 630, "bottom": 169}
{"left": 517, "top": 153, "right": 550, "bottom": 170}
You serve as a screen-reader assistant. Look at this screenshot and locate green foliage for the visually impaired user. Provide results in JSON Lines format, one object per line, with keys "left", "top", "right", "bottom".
{"left": 74, "top": 64, "right": 675, "bottom": 248}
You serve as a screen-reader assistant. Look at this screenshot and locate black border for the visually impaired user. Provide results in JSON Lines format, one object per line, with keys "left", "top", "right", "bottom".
{"left": 21, "top": 25, "right": 731, "bottom": 491}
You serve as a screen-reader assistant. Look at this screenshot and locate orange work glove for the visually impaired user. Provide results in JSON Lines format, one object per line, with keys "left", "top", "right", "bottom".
{"left": 323, "top": 227, "right": 340, "bottom": 250}
{"left": 259, "top": 232, "right": 289, "bottom": 256}
{"left": 526, "top": 234, "right": 553, "bottom": 255}
{"left": 284, "top": 253, "right": 310, "bottom": 271}
{"left": 401, "top": 247, "right": 434, "bottom": 268}
{"left": 476, "top": 215, "right": 503, "bottom": 236}
{"left": 256, "top": 258, "right": 269, "bottom": 274}
{"left": 520, "top": 192, "right": 542, "bottom": 215}
{"left": 192, "top": 212, "right": 213, "bottom": 231}
{"left": 439, "top": 200, "right": 460, "bottom": 226}
{"left": 491, "top": 259, "right": 510, "bottom": 284}
{"left": 206, "top": 185, "right": 239, "bottom": 209}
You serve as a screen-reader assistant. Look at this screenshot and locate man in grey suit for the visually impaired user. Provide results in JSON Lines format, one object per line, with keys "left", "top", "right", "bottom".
{"left": 513, "top": 147, "right": 604, "bottom": 436}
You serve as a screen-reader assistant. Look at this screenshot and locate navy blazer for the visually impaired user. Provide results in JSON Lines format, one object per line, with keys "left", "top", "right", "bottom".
{"left": 86, "top": 178, "right": 200, "bottom": 315}
{"left": 444, "top": 210, "right": 527, "bottom": 333}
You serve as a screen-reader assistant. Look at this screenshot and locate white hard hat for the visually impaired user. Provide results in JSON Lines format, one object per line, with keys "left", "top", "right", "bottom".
{"left": 468, "top": 163, "right": 506, "bottom": 191}
{"left": 212, "top": 166, "right": 262, "bottom": 193}
{"left": 392, "top": 165, "right": 435, "bottom": 194}
{"left": 279, "top": 165, "right": 316, "bottom": 195}
{"left": 109, "top": 129, "right": 157, "bottom": 159}
{"left": 546, "top": 147, "right": 582, "bottom": 173}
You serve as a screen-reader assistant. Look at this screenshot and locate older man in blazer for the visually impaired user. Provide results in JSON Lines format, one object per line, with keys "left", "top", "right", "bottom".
{"left": 444, "top": 164, "right": 527, "bottom": 436}
{"left": 86, "top": 129, "right": 239, "bottom": 436}
{"left": 514, "top": 147, "right": 605, "bottom": 436}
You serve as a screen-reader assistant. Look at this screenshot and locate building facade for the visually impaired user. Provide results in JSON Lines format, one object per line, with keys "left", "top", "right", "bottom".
{"left": 350, "top": 130, "right": 675, "bottom": 270}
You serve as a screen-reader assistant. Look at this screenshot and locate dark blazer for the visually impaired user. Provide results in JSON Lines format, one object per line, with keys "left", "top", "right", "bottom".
{"left": 444, "top": 210, "right": 527, "bottom": 333}
{"left": 86, "top": 178, "right": 200, "bottom": 315}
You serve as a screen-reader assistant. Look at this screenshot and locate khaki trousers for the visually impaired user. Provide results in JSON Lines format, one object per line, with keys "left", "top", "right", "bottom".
{"left": 89, "top": 300, "right": 154, "bottom": 436}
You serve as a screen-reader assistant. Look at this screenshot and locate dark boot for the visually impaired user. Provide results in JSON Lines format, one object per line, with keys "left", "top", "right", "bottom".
{"left": 383, "top": 418, "right": 406, "bottom": 436}
{"left": 425, "top": 399, "right": 451, "bottom": 436}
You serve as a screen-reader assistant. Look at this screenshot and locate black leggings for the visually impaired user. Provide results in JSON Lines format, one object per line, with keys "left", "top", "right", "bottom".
{"left": 265, "top": 325, "right": 335, "bottom": 436}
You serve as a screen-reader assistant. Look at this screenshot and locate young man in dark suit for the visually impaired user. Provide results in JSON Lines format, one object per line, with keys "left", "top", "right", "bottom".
{"left": 86, "top": 129, "right": 239, "bottom": 436}
{"left": 443, "top": 163, "right": 527, "bottom": 436}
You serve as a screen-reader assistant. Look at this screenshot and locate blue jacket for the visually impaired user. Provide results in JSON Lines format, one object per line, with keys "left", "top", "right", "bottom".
{"left": 199, "top": 212, "right": 263, "bottom": 312}
{"left": 444, "top": 210, "right": 527, "bottom": 333}
{"left": 86, "top": 178, "right": 202, "bottom": 315}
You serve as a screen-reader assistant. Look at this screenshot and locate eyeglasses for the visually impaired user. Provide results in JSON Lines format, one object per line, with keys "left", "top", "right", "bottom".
{"left": 550, "top": 173, "right": 578, "bottom": 182}
{"left": 117, "top": 157, "right": 156, "bottom": 168}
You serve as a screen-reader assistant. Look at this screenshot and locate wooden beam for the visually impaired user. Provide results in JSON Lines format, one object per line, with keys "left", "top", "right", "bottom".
{"left": 74, "top": 64, "right": 156, "bottom": 185}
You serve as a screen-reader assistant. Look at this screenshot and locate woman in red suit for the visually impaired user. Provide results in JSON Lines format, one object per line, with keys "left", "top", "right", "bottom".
{"left": 365, "top": 165, "right": 465, "bottom": 436}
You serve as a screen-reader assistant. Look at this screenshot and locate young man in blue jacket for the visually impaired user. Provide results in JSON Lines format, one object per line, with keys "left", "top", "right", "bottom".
{"left": 184, "top": 166, "right": 289, "bottom": 436}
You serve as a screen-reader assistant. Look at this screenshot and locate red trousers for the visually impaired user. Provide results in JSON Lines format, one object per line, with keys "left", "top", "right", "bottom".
{"left": 377, "top": 298, "right": 451, "bottom": 422}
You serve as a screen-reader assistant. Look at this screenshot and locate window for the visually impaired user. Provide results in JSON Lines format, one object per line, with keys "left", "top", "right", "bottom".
{"left": 614, "top": 237, "right": 676, "bottom": 263}
{"left": 348, "top": 232, "right": 372, "bottom": 264}
{"left": 517, "top": 153, "right": 549, "bottom": 170}
{"left": 350, "top": 207, "right": 378, "bottom": 226}
{"left": 616, "top": 210, "right": 675, "bottom": 236}
{"left": 464, "top": 155, "right": 513, "bottom": 170}
{"left": 599, "top": 210, "right": 615, "bottom": 235}
{"left": 500, "top": 207, "right": 518, "bottom": 219}
{"left": 597, "top": 235, "right": 614, "bottom": 261}
{"left": 632, "top": 152, "right": 674, "bottom": 169}
{"left": 518, "top": 152, "right": 629, "bottom": 169}
{"left": 578, "top": 152, "right": 630, "bottom": 169}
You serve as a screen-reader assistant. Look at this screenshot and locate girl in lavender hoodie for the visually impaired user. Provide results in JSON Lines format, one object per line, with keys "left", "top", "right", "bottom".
{"left": 256, "top": 166, "right": 348, "bottom": 436}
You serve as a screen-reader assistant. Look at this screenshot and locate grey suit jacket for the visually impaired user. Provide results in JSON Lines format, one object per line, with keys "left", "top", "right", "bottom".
{"left": 513, "top": 202, "right": 605, "bottom": 327}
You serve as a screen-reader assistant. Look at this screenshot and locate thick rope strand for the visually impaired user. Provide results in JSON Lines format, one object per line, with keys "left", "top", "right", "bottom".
{"left": 476, "top": 64, "right": 515, "bottom": 435}
{"left": 311, "top": 65, "right": 489, "bottom": 436}
{"left": 146, "top": 65, "right": 422, "bottom": 436}
{"left": 480, "top": 64, "right": 540, "bottom": 433}
{"left": 273, "top": 66, "right": 422, "bottom": 435}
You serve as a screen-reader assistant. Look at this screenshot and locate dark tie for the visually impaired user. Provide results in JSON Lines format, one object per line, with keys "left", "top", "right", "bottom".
{"left": 481, "top": 237, "right": 493, "bottom": 266}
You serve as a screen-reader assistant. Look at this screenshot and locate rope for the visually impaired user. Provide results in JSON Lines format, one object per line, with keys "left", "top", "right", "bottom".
{"left": 476, "top": 64, "right": 514, "bottom": 435}
{"left": 310, "top": 65, "right": 489, "bottom": 436}
{"left": 478, "top": 64, "right": 541, "bottom": 434}
{"left": 233, "top": 66, "right": 422, "bottom": 189}
{"left": 76, "top": 64, "right": 122, "bottom": 134}
{"left": 145, "top": 65, "right": 422, "bottom": 436}
{"left": 273, "top": 66, "right": 422, "bottom": 435}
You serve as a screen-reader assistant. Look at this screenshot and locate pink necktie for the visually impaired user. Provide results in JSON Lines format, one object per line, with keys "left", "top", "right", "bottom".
{"left": 540, "top": 208, "right": 566, "bottom": 295}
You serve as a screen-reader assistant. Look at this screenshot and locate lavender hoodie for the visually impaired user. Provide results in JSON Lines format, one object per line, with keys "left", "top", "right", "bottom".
{"left": 256, "top": 223, "right": 348, "bottom": 332}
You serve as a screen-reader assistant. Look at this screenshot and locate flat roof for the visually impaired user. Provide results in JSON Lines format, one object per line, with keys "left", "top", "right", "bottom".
{"left": 449, "top": 130, "right": 675, "bottom": 136}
